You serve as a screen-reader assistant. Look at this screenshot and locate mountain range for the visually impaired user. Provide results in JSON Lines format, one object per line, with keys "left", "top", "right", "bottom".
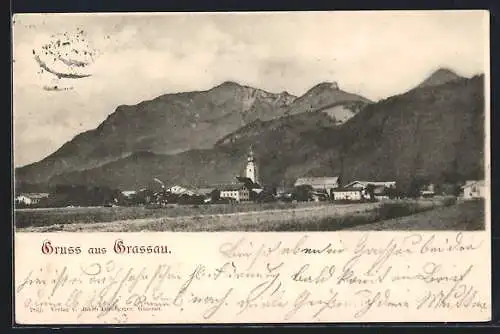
{"left": 15, "top": 68, "right": 485, "bottom": 193}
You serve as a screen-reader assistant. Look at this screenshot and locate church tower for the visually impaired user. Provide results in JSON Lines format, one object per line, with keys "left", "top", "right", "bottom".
{"left": 245, "top": 146, "right": 259, "bottom": 184}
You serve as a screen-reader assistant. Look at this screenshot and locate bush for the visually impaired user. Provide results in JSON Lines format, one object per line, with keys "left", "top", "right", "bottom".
{"left": 376, "top": 203, "right": 413, "bottom": 220}
{"left": 333, "top": 199, "right": 374, "bottom": 204}
{"left": 442, "top": 197, "right": 457, "bottom": 207}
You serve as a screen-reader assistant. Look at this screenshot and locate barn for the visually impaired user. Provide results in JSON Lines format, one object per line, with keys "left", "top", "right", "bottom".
{"left": 294, "top": 177, "right": 340, "bottom": 192}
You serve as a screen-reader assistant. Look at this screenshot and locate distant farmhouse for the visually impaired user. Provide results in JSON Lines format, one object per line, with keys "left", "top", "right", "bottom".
{"left": 292, "top": 176, "right": 340, "bottom": 201}
{"left": 293, "top": 177, "right": 398, "bottom": 201}
{"left": 15, "top": 193, "right": 49, "bottom": 206}
{"left": 294, "top": 177, "right": 340, "bottom": 192}
{"left": 461, "top": 180, "right": 486, "bottom": 200}
{"left": 344, "top": 180, "right": 396, "bottom": 200}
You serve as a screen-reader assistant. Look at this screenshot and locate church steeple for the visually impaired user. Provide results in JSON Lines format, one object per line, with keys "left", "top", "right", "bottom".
{"left": 248, "top": 145, "right": 255, "bottom": 162}
{"left": 245, "top": 145, "right": 258, "bottom": 184}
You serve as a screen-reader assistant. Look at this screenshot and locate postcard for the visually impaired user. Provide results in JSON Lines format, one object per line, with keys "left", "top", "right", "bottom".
{"left": 12, "top": 10, "right": 491, "bottom": 324}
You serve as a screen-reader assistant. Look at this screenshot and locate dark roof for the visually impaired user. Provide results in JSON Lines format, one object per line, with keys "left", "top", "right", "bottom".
{"left": 194, "top": 187, "right": 215, "bottom": 195}
{"left": 218, "top": 184, "right": 247, "bottom": 191}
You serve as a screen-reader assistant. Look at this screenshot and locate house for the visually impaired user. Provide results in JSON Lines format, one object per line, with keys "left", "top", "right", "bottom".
{"left": 294, "top": 177, "right": 340, "bottom": 193}
{"left": 344, "top": 181, "right": 396, "bottom": 200}
{"left": 420, "top": 183, "right": 436, "bottom": 198}
{"left": 311, "top": 189, "right": 330, "bottom": 202}
{"left": 168, "top": 185, "right": 195, "bottom": 196}
{"left": 373, "top": 185, "right": 391, "bottom": 200}
{"left": 192, "top": 187, "right": 217, "bottom": 203}
{"left": 15, "top": 195, "right": 33, "bottom": 205}
{"left": 194, "top": 187, "right": 215, "bottom": 197}
{"left": 331, "top": 187, "right": 363, "bottom": 201}
{"left": 15, "top": 193, "right": 49, "bottom": 206}
{"left": 121, "top": 190, "right": 137, "bottom": 198}
{"left": 27, "top": 193, "right": 49, "bottom": 204}
{"left": 219, "top": 184, "right": 250, "bottom": 202}
{"left": 276, "top": 187, "right": 294, "bottom": 202}
{"left": 461, "top": 180, "right": 486, "bottom": 200}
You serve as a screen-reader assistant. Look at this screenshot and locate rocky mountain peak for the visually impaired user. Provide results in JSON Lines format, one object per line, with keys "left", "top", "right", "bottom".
{"left": 309, "top": 81, "right": 340, "bottom": 93}
{"left": 418, "top": 68, "right": 463, "bottom": 88}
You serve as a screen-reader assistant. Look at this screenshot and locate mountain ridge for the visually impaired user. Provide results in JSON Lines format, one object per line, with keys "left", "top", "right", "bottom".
{"left": 40, "top": 74, "right": 485, "bottom": 194}
{"left": 15, "top": 79, "right": 371, "bottom": 188}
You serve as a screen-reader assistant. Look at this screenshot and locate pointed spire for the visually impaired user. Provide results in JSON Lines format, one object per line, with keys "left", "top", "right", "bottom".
{"left": 248, "top": 145, "right": 254, "bottom": 162}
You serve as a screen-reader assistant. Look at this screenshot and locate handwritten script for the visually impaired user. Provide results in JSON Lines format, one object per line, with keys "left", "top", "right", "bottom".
{"left": 15, "top": 232, "right": 490, "bottom": 324}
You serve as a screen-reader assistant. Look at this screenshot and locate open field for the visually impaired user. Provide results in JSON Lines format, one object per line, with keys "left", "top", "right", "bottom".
{"left": 15, "top": 201, "right": 332, "bottom": 229}
{"left": 344, "top": 199, "right": 485, "bottom": 231}
{"left": 13, "top": 197, "right": 480, "bottom": 232}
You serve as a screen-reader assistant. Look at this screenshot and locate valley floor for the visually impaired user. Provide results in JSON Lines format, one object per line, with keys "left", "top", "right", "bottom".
{"left": 344, "top": 199, "right": 485, "bottom": 231}
{"left": 14, "top": 198, "right": 485, "bottom": 232}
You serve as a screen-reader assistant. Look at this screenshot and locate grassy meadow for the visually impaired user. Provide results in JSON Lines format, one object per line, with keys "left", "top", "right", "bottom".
{"left": 14, "top": 201, "right": 326, "bottom": 229}
{"left": 14, "top": 196, "right": 484, "bottom": 232}
{"left": 346, "top": 198, "right": 485, "bottom": 231}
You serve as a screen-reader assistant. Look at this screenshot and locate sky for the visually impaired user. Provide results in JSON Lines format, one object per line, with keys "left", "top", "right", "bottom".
{"left": 12, "top": 11, "right": 489, "bottom": 167}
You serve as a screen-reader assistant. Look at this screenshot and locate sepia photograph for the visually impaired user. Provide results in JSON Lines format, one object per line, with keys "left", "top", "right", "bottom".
{"left": 12, "top": 11, "right": 492, "bottom": 325}
{"left": 13, "top": 11, "right": 488, "bottom": 233}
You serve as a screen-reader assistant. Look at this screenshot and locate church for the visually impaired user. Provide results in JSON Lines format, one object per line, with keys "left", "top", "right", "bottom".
{"left": 219, "top": 146, "right": 261, "bottom": 202}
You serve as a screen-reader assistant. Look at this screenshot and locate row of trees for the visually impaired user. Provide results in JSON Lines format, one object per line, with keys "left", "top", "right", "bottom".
{"left": 16, "top": 185, "right": 123, "bottom": 208}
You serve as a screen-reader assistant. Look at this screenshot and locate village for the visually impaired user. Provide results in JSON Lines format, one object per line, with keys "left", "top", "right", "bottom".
{"left": 15, "top": 146, "right": 486, "bottom": 209}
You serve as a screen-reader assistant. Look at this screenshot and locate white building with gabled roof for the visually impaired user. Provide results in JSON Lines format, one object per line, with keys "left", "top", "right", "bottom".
{"left": 461, "top": 180, "right": 486, "bottom": 199}
{"left": 219, "top": 184, "right": 250, "bottom": 202}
